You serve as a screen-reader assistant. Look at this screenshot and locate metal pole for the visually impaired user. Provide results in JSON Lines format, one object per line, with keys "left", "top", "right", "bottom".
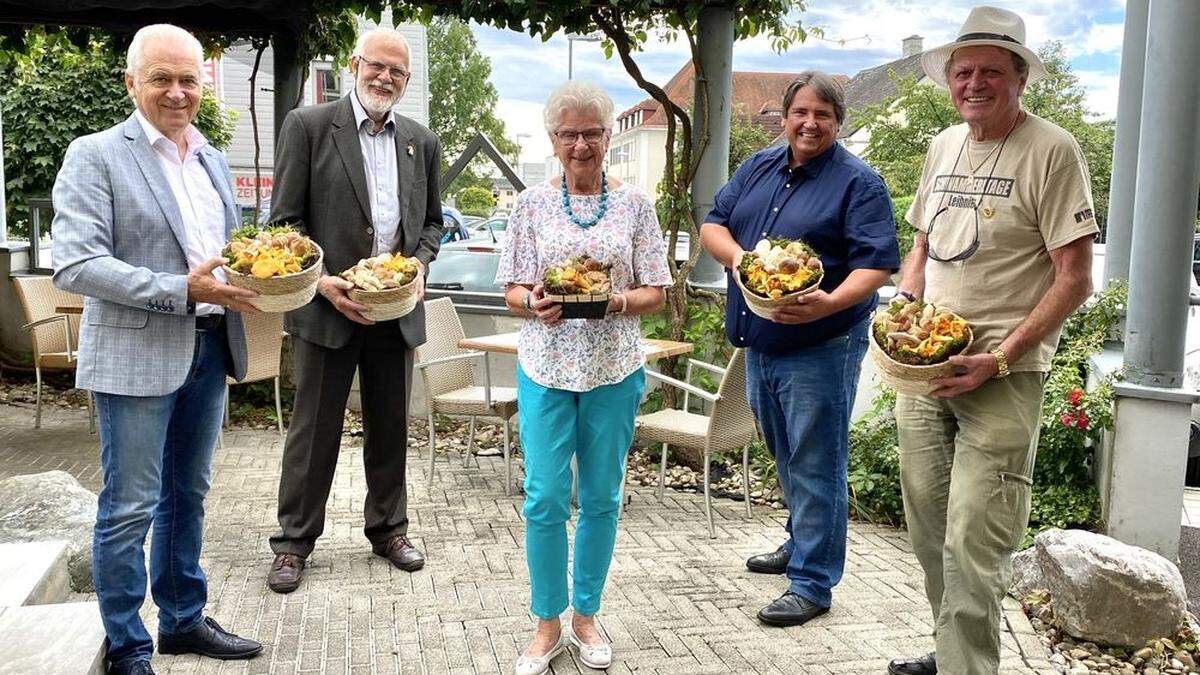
{"left": 688, "top": 4, "right": 734, "bottom": 290}
{"left": 568, "top": 39, "right": 574, "bottom": 80}
{"left": 0, "top": 106, "right": 7, "bottom": 243}
{"left": 1123, "top": 0, "right": 1200, "bottom": 387}
{"left": 272, "top": 29, "right": 303, "bottom": 148}
{"left": 1102, "top": 0, "right": 1150, "bottom": 286}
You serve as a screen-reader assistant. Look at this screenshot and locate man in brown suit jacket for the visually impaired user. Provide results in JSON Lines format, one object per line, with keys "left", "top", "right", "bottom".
{"left": 266, "top": 27, "right": 441, "bottom": 593}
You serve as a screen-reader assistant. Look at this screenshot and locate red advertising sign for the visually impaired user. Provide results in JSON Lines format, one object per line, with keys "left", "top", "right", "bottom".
{"left": 233, "top": 173, "right": 273, "bottom": 205}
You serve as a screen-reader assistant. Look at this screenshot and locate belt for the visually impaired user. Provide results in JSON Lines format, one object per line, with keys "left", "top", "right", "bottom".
{"left": 195, "top": 314, "right": 226, "bottom": 331}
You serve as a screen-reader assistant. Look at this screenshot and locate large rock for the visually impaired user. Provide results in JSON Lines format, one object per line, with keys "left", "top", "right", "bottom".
{"left": 1037, "top": 528, "right": 1187, "bottom": 647}
{"left": 1009, "top": 546, "right": 1046, "bottom": 600}
{"left": 0, "top": 471, "right": 97, "bottom": 592}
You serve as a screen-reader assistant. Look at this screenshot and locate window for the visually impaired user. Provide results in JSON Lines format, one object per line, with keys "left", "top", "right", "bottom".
{"left": 314, "top": 65, "right": 341, "bottom": 104}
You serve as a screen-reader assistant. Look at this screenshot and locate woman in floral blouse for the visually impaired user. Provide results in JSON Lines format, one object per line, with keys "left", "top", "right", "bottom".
{"left": 496, "top": 80, "right": 672, "bottom": 675}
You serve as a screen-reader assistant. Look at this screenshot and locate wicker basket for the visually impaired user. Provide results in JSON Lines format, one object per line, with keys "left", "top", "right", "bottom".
{"left": 868, "top": 318, "right": 974, "bottom": 396}
{"left": 543, "top": 291, "right": 611, "bottom": 319}
{"left": 223, "top": 242, "right": 323, "bottom": 313}
{"left": 348, "top": 273, "right": 421, "bottom": 321}
{"left": 732, "top": 261, "right": 824, "bottom": 320}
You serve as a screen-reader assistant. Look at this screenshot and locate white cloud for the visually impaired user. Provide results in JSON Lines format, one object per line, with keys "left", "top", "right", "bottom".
{"left": 1076, "top": 69, "right": 1121, "bottom": 119}
{"left": 496, "top": 99, "right": 555, "bottom": 164}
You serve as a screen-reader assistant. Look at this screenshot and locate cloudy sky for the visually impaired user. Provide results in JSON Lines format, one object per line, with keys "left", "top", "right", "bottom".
{"left": 467, "top": 0, "right": 1127, "bottom": 165}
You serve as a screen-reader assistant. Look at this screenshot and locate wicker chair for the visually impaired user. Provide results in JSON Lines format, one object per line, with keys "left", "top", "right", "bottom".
{"left": 225, "top": 311, "right": 285, "bottom": 435}
{"left": 415, "top": 298, "right": 518, "bottom": 495}
{"left": 634, "top": 348, "right": 757, "bottom": 537}
{"left": 12, "top": 276, "right": 92, "bottom": 431}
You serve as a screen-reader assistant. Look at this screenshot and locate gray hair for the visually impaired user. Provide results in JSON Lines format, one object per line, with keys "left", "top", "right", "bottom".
{"left": 126, "top": 24, "right": 204, "bottom": 78}
{"left": 353, "top": 27, "right": 411, "bottom": 58}
{"left": 781, "top": 71, "right": 846, "bottom": 125}
{"left": 944, "top": 48, "right": 1031, "bottom": 82}
{"left": 543, "top": 81, "right": 615, "bottom": 134}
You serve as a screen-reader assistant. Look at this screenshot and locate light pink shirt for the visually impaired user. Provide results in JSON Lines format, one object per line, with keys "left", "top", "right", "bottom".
{"left": 135, "top": 111, "right": 227, "bottom": 316}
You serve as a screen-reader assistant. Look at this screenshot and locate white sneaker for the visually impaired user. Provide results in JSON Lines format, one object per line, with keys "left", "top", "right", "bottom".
{"left": 566, "top": 622, "right": 612, "bottom": 669}
{"left": 514, "top": 631, "right": 566, "bottom": 675}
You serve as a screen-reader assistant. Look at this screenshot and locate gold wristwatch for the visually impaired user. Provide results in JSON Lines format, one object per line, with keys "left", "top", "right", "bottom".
{"left": 990, "top": 347, "right": 1011, "bottom": 379}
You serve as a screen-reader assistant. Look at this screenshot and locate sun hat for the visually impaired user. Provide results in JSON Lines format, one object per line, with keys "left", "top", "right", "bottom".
{"left": 921, "top": 5, "right": 1046, "bottom": 88}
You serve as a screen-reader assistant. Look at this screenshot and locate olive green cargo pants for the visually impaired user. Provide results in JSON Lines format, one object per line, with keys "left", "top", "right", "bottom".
{"left": 895, "top": 372, "right": 1044, "bottom": 675}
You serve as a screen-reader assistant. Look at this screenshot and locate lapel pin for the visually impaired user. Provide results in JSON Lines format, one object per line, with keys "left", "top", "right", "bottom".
{"left": 406, "top": 143, "right": 415, "bottom": 157}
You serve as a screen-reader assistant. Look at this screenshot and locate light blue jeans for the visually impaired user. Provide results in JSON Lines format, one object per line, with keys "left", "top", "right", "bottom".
{"left": 517, "top": 365, "right": 645, "bottom": 619}
{"left": 745, "top": 318, "right": 869, "bottom": 607}
{"left": 92, "top": 326, "right": 228, "bottom": 666}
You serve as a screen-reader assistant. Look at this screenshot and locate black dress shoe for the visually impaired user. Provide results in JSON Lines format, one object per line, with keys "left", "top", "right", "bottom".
{"left": 108, "top": 660, "right": 154, "bottom": 675}
{"left": 158, "top": 617, "right": 262, "bottom": 660}
{"left": 756, "top": 591, "right": 829, "bottom": 627}
{"left": 373, "top": 534, "right": 425, "bottom": 572}
{"left": 888, "top": 652, "right": 937, "bottom": 674}
{"left": 746, "top": 544, "right": 790, "bottom": 574}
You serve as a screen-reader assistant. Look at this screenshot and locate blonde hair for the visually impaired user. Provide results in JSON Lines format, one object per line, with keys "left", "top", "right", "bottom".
{"left": 126, "top": 24, "right": 204, "bottom": 78}
{"left": 543, "top": 81, "right": 615, "bottom": 134}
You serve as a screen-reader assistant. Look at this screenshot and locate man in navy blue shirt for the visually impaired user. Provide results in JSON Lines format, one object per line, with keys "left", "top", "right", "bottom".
{"left": 700, "top": 71, "right": 900, "bottom": 627}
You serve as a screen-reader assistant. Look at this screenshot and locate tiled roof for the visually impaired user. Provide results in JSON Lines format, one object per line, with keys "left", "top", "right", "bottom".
{"left": 615, "top": 61, "right": 800, "bottom": 137}
{"left": 840, "top": 52, "right": 926, "bottom": 137}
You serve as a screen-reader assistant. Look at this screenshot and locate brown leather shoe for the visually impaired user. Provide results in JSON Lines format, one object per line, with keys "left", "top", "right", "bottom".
{"left": 267, "top": 553, "right": 305, "bottom": 593}
{"left": 373, "top": 535, "right": 425, "bottom": 572}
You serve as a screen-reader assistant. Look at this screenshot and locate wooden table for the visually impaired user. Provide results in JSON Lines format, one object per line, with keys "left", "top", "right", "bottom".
{"left": 457, "top": 332, "right": 693, "bottom": 362}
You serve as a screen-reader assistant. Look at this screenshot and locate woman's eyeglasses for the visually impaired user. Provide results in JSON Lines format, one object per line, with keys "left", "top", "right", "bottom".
{"left": 554, "top": 128, "right": 607, "bottom": 145}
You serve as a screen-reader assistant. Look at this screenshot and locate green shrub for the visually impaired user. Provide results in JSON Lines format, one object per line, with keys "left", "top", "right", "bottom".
{"left": 892, "top": 194, "right": 916, "bottom": 261}
{"left": 847, "top": 386, "right": 905, "bottom": 526}
{"left": 456, "top": 185, "right": 496, "bottom": 217}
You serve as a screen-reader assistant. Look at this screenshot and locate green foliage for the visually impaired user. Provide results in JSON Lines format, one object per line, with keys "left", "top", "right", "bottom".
{"left": 891, "top": 194, "right": 916, "bottom": 261}
{"left": 455, "top": 185, "right": 495, "bottom": 216}
{"left": 847, "top": 387, "right": 905, "bottom": 526}
{"left": 427, "top": 17, "right": 518, "bottom": 196}
{"left": 729, "top": 107, "right": 774, "bottom": 175}
{"left": 1, "top": 29, "right": 236, "bottom": 239}
{"left": 856, "top": 41, "right": 1115, "bottom": 233}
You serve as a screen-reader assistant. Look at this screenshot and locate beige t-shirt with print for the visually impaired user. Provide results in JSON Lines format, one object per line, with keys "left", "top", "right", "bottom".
{"left": 906, "top": 112, "right": 1099, "bottom": 372}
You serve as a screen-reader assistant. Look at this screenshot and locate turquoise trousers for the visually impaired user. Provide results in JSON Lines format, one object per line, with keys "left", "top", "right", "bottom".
{"left": 517, "top": 365, "right": 645, "bottom": 620}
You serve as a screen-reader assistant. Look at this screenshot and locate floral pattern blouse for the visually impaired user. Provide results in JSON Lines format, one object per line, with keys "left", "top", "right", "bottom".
{"left": 495, "top": 180, "right": 673, "bottom": 392}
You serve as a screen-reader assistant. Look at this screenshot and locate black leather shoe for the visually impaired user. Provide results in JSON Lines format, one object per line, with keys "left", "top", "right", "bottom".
{"left": 756, "top": 591, "right": 829, "bottom": 627}
{"left": 746, "top": 544, "right": 790, "bottom": 574}
{"left": 108, "top": 660, "right": 154, "bottom": 675}
{"left": 888, "top": 652, "right": 937, "bottom": 674}
{"left": 158, "top": 617, "right": 262, "bottom": 660}
{"left": 373, "top": 534, "right": 425, "bottom": 572}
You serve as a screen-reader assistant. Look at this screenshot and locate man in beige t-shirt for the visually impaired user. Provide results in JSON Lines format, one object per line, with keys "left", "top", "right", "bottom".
{"left": 887, "top": 7, "right": 1097, "bottom": 675}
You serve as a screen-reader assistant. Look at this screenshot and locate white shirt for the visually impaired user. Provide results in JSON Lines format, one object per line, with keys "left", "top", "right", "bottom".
{"left": 135, "top": 111, "right": 227, "bottom": 316}
{"left": 349, "top": 89, "right": 401, "bottom": 255}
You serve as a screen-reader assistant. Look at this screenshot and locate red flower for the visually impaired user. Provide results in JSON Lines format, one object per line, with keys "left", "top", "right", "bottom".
{"left": 1067, "top": 388, "right": 1084, "bottom": 406}
{"left": 1060, "top": 413, "right": 1074, "bottom": 427}
{"left": 1075, "top": 412, "right": 1090, "bottom": 430}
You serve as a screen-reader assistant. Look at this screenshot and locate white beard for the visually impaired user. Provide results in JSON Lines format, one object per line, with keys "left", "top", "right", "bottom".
{"left": 357, "top": 80, "right": 400, "bottom": 116}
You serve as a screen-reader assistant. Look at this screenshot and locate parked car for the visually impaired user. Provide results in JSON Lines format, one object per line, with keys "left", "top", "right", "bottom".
{"left": 440, "top": 205, "right": 472, "bottom": 244}
{"left": 425, "top": 239, "right": 505, "bottom": 310}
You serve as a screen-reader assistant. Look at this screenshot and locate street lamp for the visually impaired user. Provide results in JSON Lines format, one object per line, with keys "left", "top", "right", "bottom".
{"left": 567, "top": 32, "right": 602, "bottom": 80}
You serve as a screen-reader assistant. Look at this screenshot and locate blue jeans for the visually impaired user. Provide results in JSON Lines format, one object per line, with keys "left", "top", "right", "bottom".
{"left": 92, "top": 325, "right": 229, "bottom": 666}
{"left": 517, "top": 366, "right": 645, "bottom": 619}
{"left": 745, "top": 319, "right": 869, "bottom": 607}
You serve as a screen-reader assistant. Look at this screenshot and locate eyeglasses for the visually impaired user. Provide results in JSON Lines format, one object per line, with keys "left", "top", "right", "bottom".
{"left": 554, "top": 128, "right": 607, "bottom": 145}
{"left": 356, "top": 56, "right": 411, "bottom": 81}
{"left": 925, "top": 203, "right": 981, "bottom": 263}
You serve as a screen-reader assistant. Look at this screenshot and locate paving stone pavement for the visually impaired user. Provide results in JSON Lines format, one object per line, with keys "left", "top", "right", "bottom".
{"left": 0, "top": 401, "right": 1052, "bottom": 674}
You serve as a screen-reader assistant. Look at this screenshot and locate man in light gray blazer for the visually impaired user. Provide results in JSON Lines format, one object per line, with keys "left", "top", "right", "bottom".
{"left": 266, "top": 27, "right": 442, "bottom": 592}
{"left": 52, "top": 24, "right": 262, "bottom": 675}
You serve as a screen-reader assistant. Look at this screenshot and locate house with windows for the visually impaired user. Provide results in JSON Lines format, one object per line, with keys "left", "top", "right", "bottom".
{"left": 213, "top": 16, "right": 430, "bottom": 206}
{"left": 607, "top": 62, "right": 797, "bottom": 202}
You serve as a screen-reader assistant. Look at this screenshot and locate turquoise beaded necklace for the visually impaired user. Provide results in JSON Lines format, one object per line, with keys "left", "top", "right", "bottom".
{"left": 561, "top": 171, "right": 609, "bottom": 228}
